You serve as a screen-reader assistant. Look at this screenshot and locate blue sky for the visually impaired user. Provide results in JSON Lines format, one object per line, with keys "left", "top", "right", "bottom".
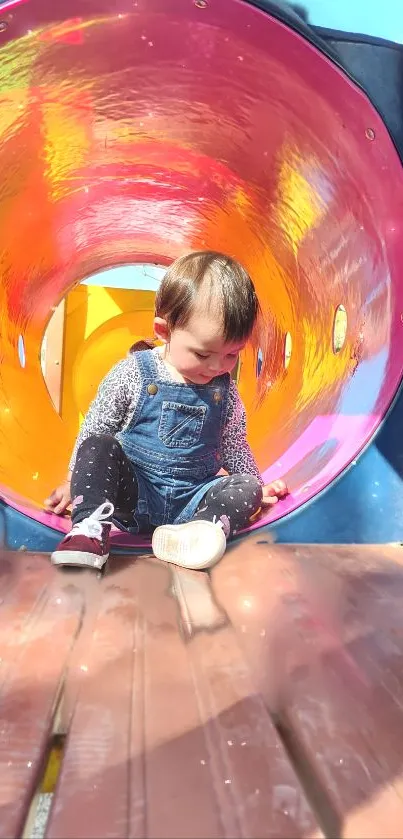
{"left": 302, "top": 0, "right": 403, "bottom": 43}
{"left": 82, "top": 264, "right": 165, "bottom": 291}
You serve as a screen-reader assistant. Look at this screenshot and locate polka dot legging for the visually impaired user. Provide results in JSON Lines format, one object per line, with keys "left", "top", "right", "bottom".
{"left": 71, "top": 434, "right": 263, "bottom": 537}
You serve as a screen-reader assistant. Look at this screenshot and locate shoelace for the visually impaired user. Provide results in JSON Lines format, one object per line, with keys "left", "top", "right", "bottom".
{"left": 68, "top": 501, "right": 114, "bottom": 541}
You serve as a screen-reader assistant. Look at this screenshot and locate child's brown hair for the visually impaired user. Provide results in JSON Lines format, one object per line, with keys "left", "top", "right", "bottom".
{"left": 128, "top": 338, "right": 156, "bottom": 354}
{"left": 155, "top": 251, "right": 260, "bottom": 342}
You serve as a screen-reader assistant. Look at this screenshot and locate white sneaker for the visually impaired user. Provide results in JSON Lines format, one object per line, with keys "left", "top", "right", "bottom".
{"left": 152, "top": 518, "right": 227, "bottom": 570}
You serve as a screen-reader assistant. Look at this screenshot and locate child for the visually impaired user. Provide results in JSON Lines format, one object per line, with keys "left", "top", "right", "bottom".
{"left": 45, "top": 251, "right": 287, "bottom": 571}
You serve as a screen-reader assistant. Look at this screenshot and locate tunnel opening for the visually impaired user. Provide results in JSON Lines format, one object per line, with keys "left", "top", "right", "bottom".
{"left": 40, "top": 262, "right": 165, "bottom": 422}
{"left": 0, "top": 0, "right": 403, "bottom": 546}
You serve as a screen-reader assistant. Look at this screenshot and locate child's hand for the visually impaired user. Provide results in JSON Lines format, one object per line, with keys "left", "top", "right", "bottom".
{"left": 44, "top": 481, "right": 71, "bottom": 516}
{"left": 261, "top": 480, "right": 288, "bottom": 507}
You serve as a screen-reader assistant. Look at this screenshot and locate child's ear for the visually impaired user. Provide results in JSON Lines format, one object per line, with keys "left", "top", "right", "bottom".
{"left": 154, "top": 317, "right": 170, "bottom": 344}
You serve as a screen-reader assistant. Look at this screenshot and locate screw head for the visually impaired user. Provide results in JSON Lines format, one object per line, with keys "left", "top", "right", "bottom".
{"left": 0, "top": 21, "right": 8, "bottom": 32}
{"left": 365, "top": 127, "right": 375, "bottom": 141}
{"left": 194, "top": 0, "right": 208, "bottom": 7}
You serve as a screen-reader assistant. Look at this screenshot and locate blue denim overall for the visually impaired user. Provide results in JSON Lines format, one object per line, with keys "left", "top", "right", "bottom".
{"left": 116, "top": 349, "right": 230, "bottom": 533}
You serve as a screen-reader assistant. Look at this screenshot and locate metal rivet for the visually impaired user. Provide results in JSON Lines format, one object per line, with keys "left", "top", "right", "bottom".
{"left": 0, "top": 21, "right": 8, "bottom": 32}
{"left": 365, "top": 128, "right": 375, "bottom": 141}
{"left": 194, "top": 0, "right": 208, "bottom": 7}
{"left": 213, "top": 390, "right": 221, "bottom": 403}
{"left": 147, "top": 383, "right": 158, "bottom": 395}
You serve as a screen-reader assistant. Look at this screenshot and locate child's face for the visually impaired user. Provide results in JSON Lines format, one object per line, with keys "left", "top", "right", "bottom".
{"left": 155, "top": 310, "right": 245, "bottom": 384}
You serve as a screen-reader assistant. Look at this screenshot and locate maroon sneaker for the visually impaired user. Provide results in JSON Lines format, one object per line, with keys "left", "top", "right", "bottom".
{"left": 51, "top": 502, "right": 114, "bottom": 570}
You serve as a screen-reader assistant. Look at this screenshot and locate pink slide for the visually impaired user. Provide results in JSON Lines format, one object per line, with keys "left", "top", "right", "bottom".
{"left": 0, "top": 0, "right": 402, "bottom": 548}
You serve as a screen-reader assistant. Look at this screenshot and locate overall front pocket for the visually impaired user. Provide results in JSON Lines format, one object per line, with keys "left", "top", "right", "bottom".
{"left": 158, "top": 401, "right": 206, "bottom": 448}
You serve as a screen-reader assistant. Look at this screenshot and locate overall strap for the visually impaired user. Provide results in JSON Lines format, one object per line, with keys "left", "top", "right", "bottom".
{"left": 134, "top": 348, "right": 159, "bottom": 381}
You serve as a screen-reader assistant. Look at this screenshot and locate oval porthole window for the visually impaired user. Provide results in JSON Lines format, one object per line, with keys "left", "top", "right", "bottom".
{"left": 256, "top": 348, "right": 263, "bottom": 378}
{"left": 284, "top": 331, "right": 292, "bottom": 369}
{"left": 231, "top": 357, "right": 241, "bottom": 384}
{"left": 17, "top": 334, "right": 26, "bottom": 368}
{"left": 333, "top": 304, "right": 347, "bottom": 353}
